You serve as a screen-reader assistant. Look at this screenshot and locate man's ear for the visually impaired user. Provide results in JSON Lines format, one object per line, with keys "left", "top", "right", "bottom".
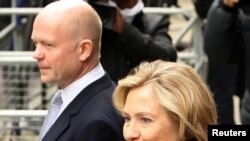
{"left": 78, "top": 39, "right": 93, "bottom": 61}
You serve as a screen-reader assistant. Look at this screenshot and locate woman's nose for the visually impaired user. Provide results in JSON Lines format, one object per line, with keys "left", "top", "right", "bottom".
{"left": 123, "top": 122, "right": 140, "bottom": 140}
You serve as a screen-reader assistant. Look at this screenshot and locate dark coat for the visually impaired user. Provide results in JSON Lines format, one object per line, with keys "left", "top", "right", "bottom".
{"left": 42, "top": 74, "right": 124, "bottom": 141}
{"left": 204, "top": 0, "right": 244, "bottom": 63}
{"left": 100, "top": 12, "right": 177, "bottom": 82}
{"left": 239, "top": 0, "right": 250, "bottom": 124}
{"left": 203, "top": 0, "right": 249, "bottom": 124}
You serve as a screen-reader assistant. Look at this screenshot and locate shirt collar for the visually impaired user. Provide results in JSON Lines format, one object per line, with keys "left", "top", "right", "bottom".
{"left": 59, "top": 63, "right": 105, "bottom": 108}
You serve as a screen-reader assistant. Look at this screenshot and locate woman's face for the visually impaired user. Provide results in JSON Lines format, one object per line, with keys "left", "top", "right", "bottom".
{"left": 122, "top": 85, "right": 179, "bottom": 141}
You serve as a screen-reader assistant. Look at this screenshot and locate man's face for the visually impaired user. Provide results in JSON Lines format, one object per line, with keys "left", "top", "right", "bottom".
{"left": 31, "top": 12, "right": 81, "bottom": 88}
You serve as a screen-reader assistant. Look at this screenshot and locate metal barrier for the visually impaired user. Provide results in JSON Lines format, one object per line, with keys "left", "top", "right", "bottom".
{"left": 0, "top": 110, "right": 46, "bottom": 141}
{"left": 0, "top": 50, "right": 57, "bottom": 109}
{"left": 0, "top": 5, "right": 205, "bottom": 69}
{"left": 0, "top": 6, "right": 205, "bottom": 69}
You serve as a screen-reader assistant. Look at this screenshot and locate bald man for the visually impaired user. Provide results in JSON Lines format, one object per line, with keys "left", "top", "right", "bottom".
{"left": 31, "top": 0, "right": 124, "bottom": 140}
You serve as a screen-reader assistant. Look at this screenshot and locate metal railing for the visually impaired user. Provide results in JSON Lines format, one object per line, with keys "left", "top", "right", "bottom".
{"left": 0, "top": 6, "right": 204, "bottom": 69}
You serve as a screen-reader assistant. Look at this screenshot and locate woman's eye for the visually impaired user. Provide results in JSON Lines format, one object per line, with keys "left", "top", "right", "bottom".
{"left": 123, "top": 116, "right": 130, "bottom": 123}
{"left": 141, "top": 117, "right": 152, "bottom": 124}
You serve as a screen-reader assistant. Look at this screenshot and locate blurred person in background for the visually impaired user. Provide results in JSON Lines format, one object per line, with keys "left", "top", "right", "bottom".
{"left": 113, "top": 60, "right": 218, "bottom": 141}
{"left": 87, "top": 0, "right": 177, "bottom": 83}
{"left": 204, "top": 0, "right": 250, "bottom": 124}
{"left": 237, "top": 0, "right": 250, "bottom": 124}
{"left": 0, "top": 0, "right": 12, "bottom": 50}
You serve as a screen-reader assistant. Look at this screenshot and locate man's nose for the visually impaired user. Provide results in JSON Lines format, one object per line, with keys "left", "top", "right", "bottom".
{"left": 32, "top": 45, "right": 44, "bottom": 60}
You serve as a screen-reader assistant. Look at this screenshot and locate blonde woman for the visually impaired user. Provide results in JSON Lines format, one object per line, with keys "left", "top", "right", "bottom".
{"left": 113, "top": 60, "right": 217, "bottom": 141}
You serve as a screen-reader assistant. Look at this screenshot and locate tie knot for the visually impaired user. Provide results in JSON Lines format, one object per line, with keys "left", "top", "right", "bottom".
{"left": 52, "top": 92, "right": 63, "bottom": 105}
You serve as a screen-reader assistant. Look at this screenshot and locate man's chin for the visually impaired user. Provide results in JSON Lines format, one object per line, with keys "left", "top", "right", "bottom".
{"left": 40, "top": 76, "right": 54, "bottom": 84}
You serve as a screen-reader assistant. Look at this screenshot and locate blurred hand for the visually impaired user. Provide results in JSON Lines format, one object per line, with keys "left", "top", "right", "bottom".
{"left": 88, "top": 0, "right": 125, "bottom": 33}
{"left": 223, "top": 0, "right": 239, "bottom": 7}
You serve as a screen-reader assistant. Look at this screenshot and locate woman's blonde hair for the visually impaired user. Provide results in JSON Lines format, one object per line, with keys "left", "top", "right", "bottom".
{"left": 113, "top": 60, "right": 217, "bottom": 141}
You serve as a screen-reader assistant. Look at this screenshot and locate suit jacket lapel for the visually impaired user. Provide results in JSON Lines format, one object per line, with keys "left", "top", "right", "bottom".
{"left": 42, "top": 73, "right": 114, "bottom": 141}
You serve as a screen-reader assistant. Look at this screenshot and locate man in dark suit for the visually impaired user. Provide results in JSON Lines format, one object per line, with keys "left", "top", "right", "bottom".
{"left": 31, "top": 0, "right": 124, "bottom": 140}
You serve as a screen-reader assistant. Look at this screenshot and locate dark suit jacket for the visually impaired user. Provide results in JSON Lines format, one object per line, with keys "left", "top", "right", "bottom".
{"left": 101, "top": 12, "right": 177, "bottom": 83}
{"left": 42, "top": 73, "right": 124, "bottom": 141}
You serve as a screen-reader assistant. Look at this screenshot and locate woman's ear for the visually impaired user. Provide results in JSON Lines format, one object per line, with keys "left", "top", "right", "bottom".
{"left": 78, "top": 39, "right": 93, "bottom": 61}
